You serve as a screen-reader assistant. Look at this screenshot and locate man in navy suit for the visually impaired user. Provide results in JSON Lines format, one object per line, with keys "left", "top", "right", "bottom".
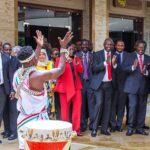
{"left": 76, "top": 39, "right": 94, "bottom": 131}
{"left": 109, "top": 40, "right": 128, "bottom": 132}
{"left": 0, "top": 46, "right": 13, "bottom": 144}
{"left": 90, "top": 38, "right": 117, "bottom": 137}
{"left": 2, "top": 43, "right": 21, "bottom": 140}
{"left": 123, "top": 40, "right": 150, "bottom": 136}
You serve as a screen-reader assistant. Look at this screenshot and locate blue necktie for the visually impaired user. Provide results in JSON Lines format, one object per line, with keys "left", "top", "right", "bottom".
{"left": 117, "top": 53, "right": 121, "bottom": 65}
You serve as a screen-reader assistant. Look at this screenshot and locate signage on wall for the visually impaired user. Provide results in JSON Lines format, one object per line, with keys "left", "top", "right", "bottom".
{"left": 113, "top": 0, "right": 142, "bottom": 10}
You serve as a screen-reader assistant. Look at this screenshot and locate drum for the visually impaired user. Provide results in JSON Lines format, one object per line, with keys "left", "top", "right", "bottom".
{"left": 21, "top": 120, "right": 74, "bottom": 150}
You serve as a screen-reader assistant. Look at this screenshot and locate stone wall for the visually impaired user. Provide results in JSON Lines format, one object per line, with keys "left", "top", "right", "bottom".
{"left": 19, "top": 0, "right": 85, "bottom": 10}
{"left": 82, "top": 0, "right": 90, "bottom": 40}
{"left": 92, "top": 0, "right": 109, "bottom": 51}
{"left": 0, "top": 0, "right": 18, "bottom": 46}
{"left": 144, "top": 7, "right": 150, "bottom": 55}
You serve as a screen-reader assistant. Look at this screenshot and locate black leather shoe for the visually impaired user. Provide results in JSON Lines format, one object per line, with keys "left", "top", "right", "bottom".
{"left": 0, "top": 140, "right": 2, "bottom": 144}
{"left": 116, "top": 126, "right": 123, "bottom": 132}
{"left": 110, "top": 127, "right": 116, "bottom": 132}
{"left": 1, "top": 131, "right": 5, "bottom": 136}
{"left": 81, "top": 126, "right": 87, "bottom": 132}
{"left": 77, "top": 133, "right": 83, "bottom": 136}
{"left": 101, "top": 130, "right": 111, "bottom": 136}
{"left": 136, "top": 130, "right": 149, "bottom": 136}
{"left": 126, "top": 129, "right": 133, "bottom": 136}
{"left": 143, "top": 125, "right": 150, "bottom": 130}
{"left": 8, "top": 134, "right": 17, "bottom": 140}
{"left": 3, "top": 132, "right": 10, "bottom": 138}
{"left": 91, "top": 129, "right": 97, "bottom": 137}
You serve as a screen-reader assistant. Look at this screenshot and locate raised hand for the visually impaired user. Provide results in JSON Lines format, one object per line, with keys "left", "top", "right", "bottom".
{"left": 106, "top": 54, "right": 111, "bottom": 64}
{"left": 141, "top": 65, "right": 147, "bottom": 75}
{"left": 34, "top": 30, "right": 44, "bottom": 48}
{"left": 112, "top": 55, "right": 117, "bottom": 66}
{"left": 74, "top": 55, "right": 79, "bottom": 65}
{"left": 133, "top": 59, "right": 139, "bottom": 70}
{"left": 58, "top": 31, "right": 73, "bottom": 48}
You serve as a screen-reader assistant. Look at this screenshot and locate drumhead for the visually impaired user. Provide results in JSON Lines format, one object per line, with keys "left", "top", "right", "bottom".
{"left": 25, "top": 120, "right": 72, "bottom": 130}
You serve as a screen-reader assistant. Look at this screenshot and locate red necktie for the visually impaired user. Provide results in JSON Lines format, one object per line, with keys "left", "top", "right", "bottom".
{"left": 107, "top": 52, "right": 112, "bottom": 80}
{"left": 139, "top": 55, "right": 143, "bottom": 71}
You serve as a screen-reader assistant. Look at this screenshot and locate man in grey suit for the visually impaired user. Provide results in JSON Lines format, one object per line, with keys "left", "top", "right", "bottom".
{"left": 0, "top": 49, "right": 13, "bottom": 144}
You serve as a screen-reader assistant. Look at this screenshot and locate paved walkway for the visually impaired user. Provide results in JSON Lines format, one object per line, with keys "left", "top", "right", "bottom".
{"left": 1, "top": 104, "right": 150, "bottom": 150}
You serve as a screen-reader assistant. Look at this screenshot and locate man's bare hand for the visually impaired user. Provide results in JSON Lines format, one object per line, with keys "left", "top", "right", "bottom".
{"left": 141, "top": 65, "right": 147, "bottom": 75}
{"left": 112, "top": 55, "right": 117, "bottom": 66}
{"left": 9, "top": 92, "right": 15, "bottom": 100}
{"left": 34, "top": 30, "right": 44, "bottom": 48}
{"left": 58, "top": 31, "right": 73, "bottom": 48}
{"left": 133, "top": 59, "right": 139, "bottom": 70}
{"left": 106, "top": 54, "right": 111, "bottom": 63}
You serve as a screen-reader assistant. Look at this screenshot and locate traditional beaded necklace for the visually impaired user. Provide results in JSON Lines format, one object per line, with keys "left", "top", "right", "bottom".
{"left": 15, "top": 66, "right": 44, "bottom": 98}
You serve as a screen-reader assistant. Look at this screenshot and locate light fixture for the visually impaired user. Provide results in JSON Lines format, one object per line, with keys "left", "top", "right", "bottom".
{"left": 23, "top": 6, "right": 26, "bottom": 10}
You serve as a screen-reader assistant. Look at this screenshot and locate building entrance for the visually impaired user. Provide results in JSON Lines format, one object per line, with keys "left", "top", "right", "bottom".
{"left": 109, "top": 15, "right": 143, "bottom": 52}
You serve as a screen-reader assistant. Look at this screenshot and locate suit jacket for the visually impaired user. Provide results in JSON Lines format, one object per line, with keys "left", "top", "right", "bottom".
{"left": 115, "top": 51, "right": 129, "bottom": 90}
{"left": 54, "top": 56, "right": 83, "bottom": 102}
{"left": 90, "top": 49, "right": 116, "bottom": 90}
{"left": 1, "top": 52, "right": 13, "bottom": 95}
{"left": 10, "top": 56, "right": 21, "bottom": 74}
{"left": 76, "top": 51, "right": 93, "bottom": 84}
{"left": 123, "top": 52, "right": 150, "bottom": 95}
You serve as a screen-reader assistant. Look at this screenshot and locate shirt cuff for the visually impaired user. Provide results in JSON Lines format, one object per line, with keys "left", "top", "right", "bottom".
{"left": 144, "top": 70, "right": 149, "bottom": 76}
{"left": 132, "top": 65, "right": 135, "bottom": 71}
{"left": 104, "top": 61, "right": 107, "bottom": 66}
{"left": 113, "top": 64, "right": 117, "bottom": 69}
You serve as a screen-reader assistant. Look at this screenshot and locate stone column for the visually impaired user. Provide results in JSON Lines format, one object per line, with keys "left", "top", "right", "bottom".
{"left": 144, "top": 7, "right": 150, "bottom": 55}
{"left": 92, "top": 0, "right": 109, "bottom": 51}
{"left": 82, "top": 0, "right": 90, "bottom": 40}
{"left": 0, "top": 0, "right": 18, "bottom": 46}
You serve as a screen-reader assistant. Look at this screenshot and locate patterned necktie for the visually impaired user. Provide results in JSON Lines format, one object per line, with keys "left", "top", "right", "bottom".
{"left": 83, "top": 53, "right": 89, "bottom": 80}
{"left": 107, "top": 52, "right": 112, "bottom": 80}
{"left": 139, "top": 55, "right": 143, "bottom": 71}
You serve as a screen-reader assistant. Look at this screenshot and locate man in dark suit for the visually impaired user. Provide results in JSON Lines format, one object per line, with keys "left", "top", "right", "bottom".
{"left": 123, "top": 40, "right": 150, "bottom": 136}
{"left": 2, "top": 43, "right": 21, "bottom": 140}
{"left": 0, "top": 47, "right": 13, "bottom": 144}
{"left": 76, "top": 39, "right": 94, "bottom": 131}
{"left": 109, "top": 40, "right": 128, "bottom": 132}
{"left": 90, "top": 38, "right": 117, "bottom": 137}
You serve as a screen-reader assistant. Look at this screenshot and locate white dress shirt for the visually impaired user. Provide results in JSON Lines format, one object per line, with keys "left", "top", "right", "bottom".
{"left": 0, "top": 53, "right": 4, "bottom": 84}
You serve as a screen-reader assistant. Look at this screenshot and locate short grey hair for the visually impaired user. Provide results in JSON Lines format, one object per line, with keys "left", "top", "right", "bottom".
{"left": 12, "top": 46, "right": 22, "bottom": 56}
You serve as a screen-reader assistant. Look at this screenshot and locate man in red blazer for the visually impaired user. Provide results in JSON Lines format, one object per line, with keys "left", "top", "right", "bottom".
{"left": 55, "top": 43, "right": 83, "bottom": 136}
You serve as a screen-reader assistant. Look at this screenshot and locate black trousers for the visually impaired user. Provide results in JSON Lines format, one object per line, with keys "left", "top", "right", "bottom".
{"left": 128, "top": 93, "right": 147, "bottom": 131}
{"left": 3, "top": 98, "right": 18, "bottom": 135}
{"left": 110, "top": 88, "right": 127, "bottom": 128}
{"left": 0, "top": 85, "right": 7, "bottom": 126}
{"left": 93, "top": 82, "right": 113, "bottom": 131}
{"left": 81, "top": 80, "right": 94, "bottom": 130}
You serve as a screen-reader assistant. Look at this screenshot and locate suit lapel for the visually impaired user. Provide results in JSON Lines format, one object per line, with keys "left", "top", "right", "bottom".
{"left": 102, "top": 50, "right": 105, "bottom": 62}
